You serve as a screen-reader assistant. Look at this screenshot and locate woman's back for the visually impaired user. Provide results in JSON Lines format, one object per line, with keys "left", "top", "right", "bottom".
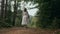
{"left": 21, "top": 8, "right": 29, "bottom": 26}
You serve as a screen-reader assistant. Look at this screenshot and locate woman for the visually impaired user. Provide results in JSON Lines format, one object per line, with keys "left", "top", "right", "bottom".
{"left": 21, "top": 8, "right": 29, "bottom": 27}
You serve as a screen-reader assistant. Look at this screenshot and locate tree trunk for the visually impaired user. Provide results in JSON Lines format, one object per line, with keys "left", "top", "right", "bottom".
{"left": 1, "top": 0, "right": 4, "bottom": 18}
{"left": 1, "top": 0, "right": 5, "bottom": 23}
{"left": 12, "top": 0, "right": 17, "bottom": 26}
{"left": 5, "top": 0, "right": 8, "bottom": 18}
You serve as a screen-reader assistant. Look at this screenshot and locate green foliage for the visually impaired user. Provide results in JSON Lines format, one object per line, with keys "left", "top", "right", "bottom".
{"left": 0, "top": 0, "right": 22, "bottom": 27}
{"left": 36, "top": 0, "right": 60, "bottom": 29}
{"left": 0, "top": 0, "right": 60, "bottom": 29}
{"left": 15, "top": 10, "right": 22, "bottom": 26}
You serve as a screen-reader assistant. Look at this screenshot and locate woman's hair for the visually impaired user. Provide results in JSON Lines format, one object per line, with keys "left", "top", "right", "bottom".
{"left": 24, "top": 8, "right": 27, "bottom": 12}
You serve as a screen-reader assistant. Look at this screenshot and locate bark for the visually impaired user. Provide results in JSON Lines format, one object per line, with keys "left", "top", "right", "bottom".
{"left": 1, "top": 0, "right": 4, "bottom": 18}
{"left": 12, "top": 0, "right": 17, "bottom": 26}
{"left": 5, "top": 0, "right": 8, "bottom": 18}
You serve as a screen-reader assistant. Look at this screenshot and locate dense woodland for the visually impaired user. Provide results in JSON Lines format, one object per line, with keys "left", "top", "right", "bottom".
{"left": 0, "top": 0, "right": 60, "bottom": 29}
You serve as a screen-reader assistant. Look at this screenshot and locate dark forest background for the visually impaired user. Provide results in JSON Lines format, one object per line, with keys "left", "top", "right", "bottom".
{"left": 0, "top": 0, "right": 60, "bottom": 29}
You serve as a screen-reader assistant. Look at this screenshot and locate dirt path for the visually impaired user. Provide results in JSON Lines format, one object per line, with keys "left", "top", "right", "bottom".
{"left": 0, "top": 27, "right": 60, "bottom": 34}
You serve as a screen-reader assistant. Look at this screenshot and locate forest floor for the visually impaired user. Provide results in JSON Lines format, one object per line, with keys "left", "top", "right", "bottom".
{"left": 0, "top": 27, "right": 60, "bottom": 34}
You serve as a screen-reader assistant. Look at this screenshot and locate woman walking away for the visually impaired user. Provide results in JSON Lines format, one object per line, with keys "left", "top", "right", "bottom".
{"left": 21, "top": 8, "right": 29, "bottom": 28}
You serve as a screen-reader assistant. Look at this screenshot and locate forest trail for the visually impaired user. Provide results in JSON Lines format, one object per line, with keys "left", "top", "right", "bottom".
{"left": 0, "top": 27, "right": 60, "bottom": 34}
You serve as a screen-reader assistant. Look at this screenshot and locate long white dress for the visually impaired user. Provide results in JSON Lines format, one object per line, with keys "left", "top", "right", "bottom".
{"left": 21, "top": 11, "right": 29, "bottom": 25}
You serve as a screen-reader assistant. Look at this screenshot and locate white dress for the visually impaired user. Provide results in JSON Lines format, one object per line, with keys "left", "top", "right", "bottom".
{"left": 21, "top": 11, "right": 29, "bottom": 25}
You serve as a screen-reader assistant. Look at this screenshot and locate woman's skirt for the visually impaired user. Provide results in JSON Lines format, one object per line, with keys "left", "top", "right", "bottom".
{"left": 21, "top": 15, "right": 29, "bottom": 25}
